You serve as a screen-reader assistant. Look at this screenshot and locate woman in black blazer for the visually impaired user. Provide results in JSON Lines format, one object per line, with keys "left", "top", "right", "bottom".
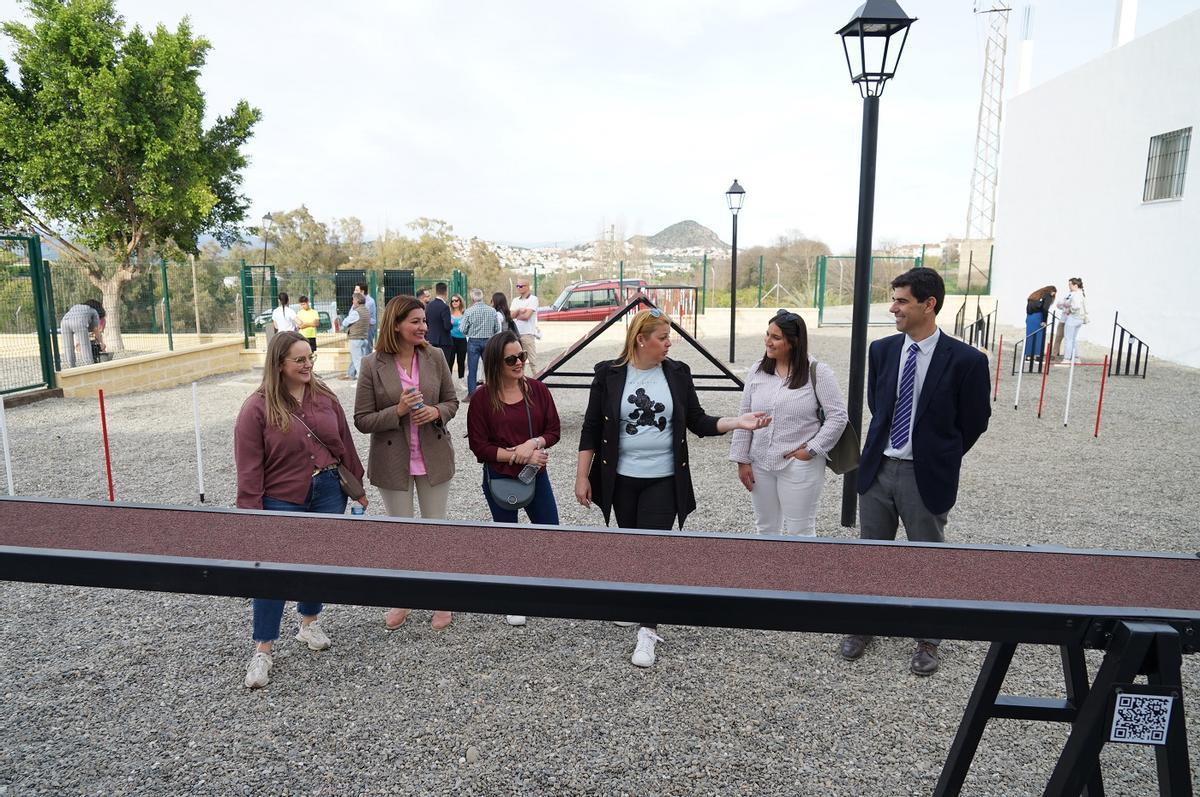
{"left": 574, "top": 308, "right": 768, "bottom": 669}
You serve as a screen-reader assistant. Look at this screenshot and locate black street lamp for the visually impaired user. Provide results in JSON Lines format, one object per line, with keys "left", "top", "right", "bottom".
{"left": 260, "top": 212, "right": 273, "bottom": 268}
{"left": 836, "top": 0, "right": 916, "bottom": 527}
{"left": 725, "top": 179, "right": 745, "bottom": 363}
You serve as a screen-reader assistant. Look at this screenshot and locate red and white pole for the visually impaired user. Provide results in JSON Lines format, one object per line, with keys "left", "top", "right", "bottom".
{"left": 993, "top": 334, "right": 1003, "bottom": 402}
{"left": 1094, "top": 355, "right": 1110, "bottom": 438}
{"left": 98, "top": 389, "right": 115, "bottom": 502}
{"left": 1036, "top": 341, "right": 1051, "bottom": 419}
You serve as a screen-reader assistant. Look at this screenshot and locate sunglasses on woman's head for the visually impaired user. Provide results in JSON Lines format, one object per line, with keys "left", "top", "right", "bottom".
{"left": 503, "top": 351, "right": 529, "bottom": 366}
{"left": 647, "top": 308, "right": 663, "bottom": 318}
{"left": 773, "top": 310, "right": 800, "bottom": 323}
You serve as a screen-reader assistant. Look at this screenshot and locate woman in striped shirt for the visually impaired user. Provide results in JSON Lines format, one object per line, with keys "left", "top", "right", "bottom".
{"left": 729, "top": 310, "right": 848, "bottom": 535}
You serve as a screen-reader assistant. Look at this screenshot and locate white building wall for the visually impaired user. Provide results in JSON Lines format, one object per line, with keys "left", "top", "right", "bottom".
{"left": 992, "top": 10, "right": 1200, "bottom": 368}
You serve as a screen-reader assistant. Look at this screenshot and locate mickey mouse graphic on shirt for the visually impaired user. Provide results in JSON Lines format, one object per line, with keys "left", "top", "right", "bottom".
{"left": 626, "top": 387, "right": 667, "bottom": 434}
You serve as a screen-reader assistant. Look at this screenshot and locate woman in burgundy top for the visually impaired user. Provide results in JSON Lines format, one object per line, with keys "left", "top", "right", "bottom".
{"left": 234, "top": 331, "right": 366, "bottom": 689}
{"left": 467, "top": 331, "right": 561, "bottom": 627}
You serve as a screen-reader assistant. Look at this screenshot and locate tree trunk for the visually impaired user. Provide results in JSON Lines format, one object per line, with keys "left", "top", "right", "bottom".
{"left": 99, "top": 275, "right": 132, "bottom": 353}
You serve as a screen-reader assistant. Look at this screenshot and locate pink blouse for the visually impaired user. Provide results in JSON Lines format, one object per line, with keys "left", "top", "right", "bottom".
{"left": 397, "top": 352, "right": 428, "bottom": 476}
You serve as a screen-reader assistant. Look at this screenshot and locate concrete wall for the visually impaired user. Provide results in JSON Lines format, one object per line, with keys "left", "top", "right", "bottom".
{"left": 57, "top": 340, "right": 250, "bottom": 398}
{"left": 992, "top": 10, "right": 1200, "bottom": 368}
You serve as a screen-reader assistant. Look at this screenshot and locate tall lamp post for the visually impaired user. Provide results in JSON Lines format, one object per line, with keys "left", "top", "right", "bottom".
{"left": 725, "top": 179, "right": 745, "bottom": 363}
{"left": 260, "top": 212, "right": 273, "bottom": 268}
{"left": 836, "top": 1, "right": 916, "bottom": 527}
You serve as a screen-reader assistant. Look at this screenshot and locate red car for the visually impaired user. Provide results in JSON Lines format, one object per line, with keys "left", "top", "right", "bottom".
{"left": 537, "top": 279, "right": 646, "bottom": 321}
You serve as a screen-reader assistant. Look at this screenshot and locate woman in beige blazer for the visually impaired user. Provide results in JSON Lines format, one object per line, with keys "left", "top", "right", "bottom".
{"left": 354, "top": 295, "right": 460, "bottom": 629}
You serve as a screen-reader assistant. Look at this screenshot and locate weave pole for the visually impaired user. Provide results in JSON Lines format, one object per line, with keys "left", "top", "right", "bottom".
{"left": 0, "top": 398, "right": 14, "bottom": 496}
{"left": 192, "top": 382, "right": 205, "bottom": 503}
{"left": 1094, "top": 355, "right": 1109, "bottom": 438}
{"left": 98, "top": 389, "right": 115, "bottom": 502}
{"left": 1036, "top": 341, "right": 1051, "bottom": 419}
{"left": 1062, "top": 357, "right": 1078, "bottom": 427}
{"left": 993, "top": 334, "right": 1003, "bottom": 402}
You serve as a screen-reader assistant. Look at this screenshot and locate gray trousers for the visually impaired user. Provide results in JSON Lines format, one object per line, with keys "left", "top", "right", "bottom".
{"left": 859, "top": 457, "right": 948, "bottom": 646}
{"left": 60, "top": 322, "right": 94, "bottom": 368}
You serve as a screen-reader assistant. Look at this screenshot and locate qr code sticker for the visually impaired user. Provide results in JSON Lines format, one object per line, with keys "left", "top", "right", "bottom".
{"left": 1110, "top": 693, "right": 1174, "bottom": 745}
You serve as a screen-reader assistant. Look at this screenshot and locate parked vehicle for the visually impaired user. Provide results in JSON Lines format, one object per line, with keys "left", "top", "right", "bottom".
{"left": 537, "top": 279, "right": 646, "bottom": 322}
{"left": 253, "top": 307, "right": 333, "bottom": 332}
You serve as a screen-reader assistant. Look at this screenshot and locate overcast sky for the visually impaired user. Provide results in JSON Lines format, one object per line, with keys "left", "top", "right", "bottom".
{"left": 3, "top": 0, "right": 1199, "bottom": 250}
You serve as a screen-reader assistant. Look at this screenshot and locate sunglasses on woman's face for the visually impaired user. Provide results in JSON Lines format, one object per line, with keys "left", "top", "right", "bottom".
{"left": 503, "top": 351, "right": 529, "bottom": 366}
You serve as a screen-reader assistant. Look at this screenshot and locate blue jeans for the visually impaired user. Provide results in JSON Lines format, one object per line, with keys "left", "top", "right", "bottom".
{"left": 482, "top": 466, "right": 559, "bottom": 525}
{"left": 367, "top": 323, "right": 376, "bottom": 353}
{"left": 466, "top": 338, "right": 487, "bottom": 396}
{"left": 348, "top": 339, "right": 368, "bottom": 378}
{"left": 253, "top": 470, "right": 347, "bottom": 642}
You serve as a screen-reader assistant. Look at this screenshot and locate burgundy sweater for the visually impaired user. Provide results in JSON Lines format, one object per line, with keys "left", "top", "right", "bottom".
{"left": 466, "top": 379, "right": 561, "bottom": 477}
{"left": 234, "top": 388, "right": 365, "bottom": 509}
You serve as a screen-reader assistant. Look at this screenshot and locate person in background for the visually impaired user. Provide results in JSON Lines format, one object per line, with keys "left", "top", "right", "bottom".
{"left": 459, "top": 287, "right": 501, "bottom": 399}
{"left": 467, "top": 331, "right": 561, "bottom": 627}
{"left": 234, "top": 331, "right": 366, "bottom": 689}
{"left": 425, "top": 282, "right": 454, "bottom": 368}
{"left": 575, "top": 308, "right": 770, "bottom": 668}
{"left": 840, "top": 268, "right": 991, "bottom": 676}
{"left": 59, "top": 300, "right": 104, "bottom": 368}
{"left": 271, "top": 292, "right": 298, "bottom": 334}
{"left": 510, "top": 278, "right": 541, "bottom": 375}
{"left": 1024, "top": 285, "right": 1056, "bottom": 360}
{"left": 416, "top": 288, "right": 431, "bottom": 305}
{"left": 449, "top": 294, "right": 468, "bottom": 381}
{"left": 1058, "top": 277, "right": 1089, "bottom": 364}
{"left": 492, "top": 292, "right": 518, "bottom": 337}
{"left": 341, "top": 294, "right": 369, "bottom": 381}
{"left": 353, "top": 282, "right": 377, "bottom": 353}
{"left": 730, "top": 310, "right": 847, "bottom": 536}
{"left": 354, "top": 295, "right": 459, "bottom": 631}
{"left": 296, "top": 295, "right": 320, "bottom": 352}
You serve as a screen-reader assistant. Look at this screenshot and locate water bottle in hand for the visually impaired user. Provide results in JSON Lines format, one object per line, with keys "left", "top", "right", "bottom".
{"left": 351, "top": 504, "right": 365, "bottom": 516}
{"left": 518, "top": 463, "right": 540, "bottom": 484}
{"left": 407, "top": 387, "right": 424, "bottom": 410}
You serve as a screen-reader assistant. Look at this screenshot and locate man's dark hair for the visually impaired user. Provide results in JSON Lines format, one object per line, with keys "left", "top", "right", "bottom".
{"left": 891, "top": 267, "right": 945, "bottom": 314}
{"left": 355, "top": 282, "right": 368, "bottom": 293}
{"left": 434, "top": 282, "right": 447, "bottom": 295}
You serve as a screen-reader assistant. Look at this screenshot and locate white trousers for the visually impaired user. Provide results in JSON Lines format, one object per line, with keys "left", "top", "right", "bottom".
{"left": 749, "top": 457, "right": 825, "bottom": 536}
{"left": 377, "top": 476, "right": 450, "bottom": 520}
{"left": 1063, "top": 322, "right": 1083, "bottom": 361}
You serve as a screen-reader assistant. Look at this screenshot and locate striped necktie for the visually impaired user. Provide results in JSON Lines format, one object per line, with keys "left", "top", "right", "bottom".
{"left": 889, "top": 343, "right": 921, "bottom": 450}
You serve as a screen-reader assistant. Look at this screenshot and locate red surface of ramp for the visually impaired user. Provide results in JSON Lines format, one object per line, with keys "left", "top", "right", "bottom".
{"left": 1, "top": 500, "right": 1198, "bottom": 613}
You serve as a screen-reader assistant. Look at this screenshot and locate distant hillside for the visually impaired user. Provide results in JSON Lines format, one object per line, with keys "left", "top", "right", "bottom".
{"left": 629, "top": 220, "right": 728, "bottom": 250}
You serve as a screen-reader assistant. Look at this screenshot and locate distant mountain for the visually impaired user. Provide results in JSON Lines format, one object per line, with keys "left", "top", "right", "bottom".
{"left": 629, "top": 220, "right": 728, "bottom": 251}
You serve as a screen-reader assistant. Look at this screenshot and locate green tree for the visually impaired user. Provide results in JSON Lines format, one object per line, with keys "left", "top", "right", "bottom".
{"left": 464, "top": 237, "right": 504, "bottom": 292}
{"left": 264, "top": 205, "right": 340, "bottom": 274}
{"left": 0, "top": 0, "right": 259, "bottom": 351}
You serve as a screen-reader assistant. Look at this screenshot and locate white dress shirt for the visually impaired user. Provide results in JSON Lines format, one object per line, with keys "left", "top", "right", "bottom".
{"left": 883, "top": 328, "right": 940, "bottom": 461}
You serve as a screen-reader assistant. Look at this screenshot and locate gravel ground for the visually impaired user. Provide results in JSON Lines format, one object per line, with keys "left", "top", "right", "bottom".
{"left": 0, "top": 322, "right": 1196, "bottom": 796}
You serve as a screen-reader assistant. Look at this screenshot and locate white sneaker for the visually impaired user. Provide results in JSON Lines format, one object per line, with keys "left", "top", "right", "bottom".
{"left": 296, "top": 620, "right": 331, "bottom": 651}
{"left": 244, "top": 651, "right": 272, "bottom": 689}
{"left": 631, "top": 627, "right": 663, "bottom": 668}
{"left": 613, "top": 621, "right": 637, "bottom": 627}
{"left": 505, "top": 615, "right": 527, "bottom": 626}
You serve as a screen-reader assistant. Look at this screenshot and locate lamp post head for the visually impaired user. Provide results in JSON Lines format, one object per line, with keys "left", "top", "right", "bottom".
{"left": 726, "top": 179, "right": 746, "bottom": 215}
{"left": 836, "top": 0, "right": 917, "bottom": 98}
{"left": 261, "top": 212, "right": 274, "bottom": 237}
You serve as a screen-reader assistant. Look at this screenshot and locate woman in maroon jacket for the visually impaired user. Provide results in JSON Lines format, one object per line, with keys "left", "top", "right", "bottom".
{"left": 467, "top": 331, "right": 561, "bottom": 627}
{"left": 234, "top": 331, "right": 366, "bottom": 689}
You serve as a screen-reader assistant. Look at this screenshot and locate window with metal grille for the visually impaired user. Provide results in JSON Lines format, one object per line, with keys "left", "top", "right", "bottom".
{"left": 1142, "top": 127, "right": 1191, "bottom": 202}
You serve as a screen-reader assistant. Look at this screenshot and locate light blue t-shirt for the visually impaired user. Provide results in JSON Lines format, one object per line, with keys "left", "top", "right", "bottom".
{"left": 616, "top": 364, "right": 675, "bottom": 478}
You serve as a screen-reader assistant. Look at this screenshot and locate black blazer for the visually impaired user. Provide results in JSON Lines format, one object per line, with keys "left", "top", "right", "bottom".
{"left": 425, "top": 297, "right": 453, "bottom": 347}
{"left": 857, "top": 331, "right": 991, "bottom": 516}
{"left": 579, "top": 358, "right": 722, "bottom": 528}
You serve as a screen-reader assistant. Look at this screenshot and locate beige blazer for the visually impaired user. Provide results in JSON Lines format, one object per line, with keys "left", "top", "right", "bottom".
{"left": 353, "top": 345, "right": 459, "bottom": 489}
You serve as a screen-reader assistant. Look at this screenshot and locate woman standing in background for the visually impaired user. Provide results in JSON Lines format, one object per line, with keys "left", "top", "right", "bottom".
{"left": 449, "top": 294, "right": 467, "bottom": 380}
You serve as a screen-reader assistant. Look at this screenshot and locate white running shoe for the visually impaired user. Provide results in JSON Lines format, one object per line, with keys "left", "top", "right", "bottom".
{"left": 244, "top": 651, "right": 272, "bottom": 689}
{"left": 505, "top": 615, "right": 527, "bottom": 626}
{"left": 613, "top": 621, "right": 637, "bottom": 627}
{"left": 296, "top": 620, "right": 331, "bottom": 651}
{"left": 631, "top": 627, "right": 663, "bottom": 668}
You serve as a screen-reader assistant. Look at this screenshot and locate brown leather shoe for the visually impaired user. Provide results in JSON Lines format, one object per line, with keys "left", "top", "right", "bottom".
{"left": 839, "top": 634, "right": 872, "bottom": 661}
{"left": 911, "top": 641, "right": 940, "bottom": 676}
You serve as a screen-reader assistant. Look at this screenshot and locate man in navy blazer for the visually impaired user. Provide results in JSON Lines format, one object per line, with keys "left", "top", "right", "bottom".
{"left": 840, "top": 268, "right": 991, "bottom": 676}
{"left": 424, "top": 282, "right": 454, "bottom": 367}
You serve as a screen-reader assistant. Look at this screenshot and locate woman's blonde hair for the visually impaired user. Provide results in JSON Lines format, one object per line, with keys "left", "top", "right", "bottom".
{"left": 375, "top": 295, "right": 428, "bottom": 354}
{"left": 615, "top": 308, "right": 671, "bottom": 366}
{"left": 255, "top": 331, "right": 335, "bottom": 431}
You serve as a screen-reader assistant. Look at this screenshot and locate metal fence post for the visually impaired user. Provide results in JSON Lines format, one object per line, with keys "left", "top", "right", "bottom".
{"left": 533, "top": 267, "right": 539, "bottom": 296}
{"left": 757, "top": 255, "right": 764, "bottom": 307}
{"left": 817, "top": 255, "right": 827, "bottom": 326}
{"left": 985, "top": 244, "right": 994, "bottom": 294}
{"left": 368, "top": 270, "right": 378, "bottom": 305}
{"left": 239, "top": 259, "right": 252, "bottom": 350}
{"left": 27, "top": 236, "right": 57, "bottom": 389}
{"left": 269, "top": 267, "right": 278, "bottom": 310}
{"left": 700, "top": 253, "right": 708, "bottom": 313}
{"left": 159, "top": 257, "right": 174, "bottom": 351}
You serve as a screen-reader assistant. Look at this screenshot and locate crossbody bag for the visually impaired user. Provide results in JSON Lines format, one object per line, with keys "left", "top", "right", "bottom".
{"left": 810, "top": 361, "right": 861, "bottom": 475}
{"left": 289, "top": 412, "right": 367, "bottom": 500}
{"left": 484, "top": 398, "right": 537, "bottom": 510}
